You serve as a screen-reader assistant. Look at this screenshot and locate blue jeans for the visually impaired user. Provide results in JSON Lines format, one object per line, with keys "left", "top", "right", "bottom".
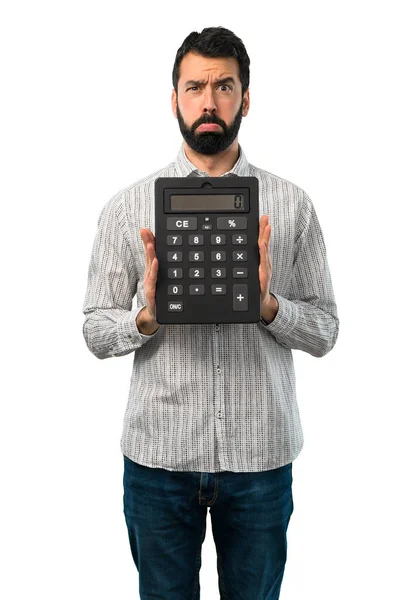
{"left": 123, "top": 455, "right": 294, "bottom": 600}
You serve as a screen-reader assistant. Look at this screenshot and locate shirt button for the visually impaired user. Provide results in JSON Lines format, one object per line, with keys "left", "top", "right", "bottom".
{"left": 217, "top": 367, "right": 221, "bottom": 374}
{"left": 216, "top": 410, "right": 222, "bottom": 418}
{"left": 216, "top": 325, "right": 220, "bottom": 332}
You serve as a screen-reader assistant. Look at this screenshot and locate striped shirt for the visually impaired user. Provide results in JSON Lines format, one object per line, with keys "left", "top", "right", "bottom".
{"left": 82, "top": 143, "right": 339, "bottom": 472}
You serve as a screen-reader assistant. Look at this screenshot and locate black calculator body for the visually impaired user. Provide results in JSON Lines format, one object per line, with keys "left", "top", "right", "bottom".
{"left": 154, "top": 176, "right": 260, "bottom": 324}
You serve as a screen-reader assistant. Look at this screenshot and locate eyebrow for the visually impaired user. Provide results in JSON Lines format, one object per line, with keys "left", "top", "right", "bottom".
{"left": 184, "top": 76, "right": 236, "bottom": 87}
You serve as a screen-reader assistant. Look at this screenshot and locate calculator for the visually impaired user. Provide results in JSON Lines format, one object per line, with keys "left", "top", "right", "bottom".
{"left": 154, "top": 176, "right": 260, "bottom": 324}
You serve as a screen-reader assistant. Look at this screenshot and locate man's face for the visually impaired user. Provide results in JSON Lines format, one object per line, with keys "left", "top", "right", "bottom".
{"left": 172, "top": 52, "right": 249, "bottom": 155}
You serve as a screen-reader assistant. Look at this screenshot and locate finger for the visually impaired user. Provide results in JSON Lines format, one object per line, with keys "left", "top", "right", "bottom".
{"left": 148, "top": 257, "right": 158, "bottom": 285}
{"left": 259, "top": 225, "right": 268, "bottom": 253}
{"left": 259, "top": 242, "right": 266, "bottom": 271}
{"left": 151, "top": 256, "right": 158, "bottom": 278}
{"left": 259, "top": 215, "right": 269, "bottom": 243}
{"left": 264, "top": 224, "right": 271, "bottom": 249}
{"left": 140, "top": 227, "right": 156, "bottom": 247}
{"left": 259, "top": 252, "right": 266, "bottom": 293}
{"left": 146, "top": 245, "right": 152, "bottom": 272}
{"left": 140, "top": 228, "right": 149, "bottom": 245}
{"left": 143, "top": 229, "right": 155, "bottom": 250}
{"left": 152, "top": 237, "right": 159, "bottom": 264}
{"left": 145, "top": 238, "right": 157, "bottom": 271}
{"left": 144, "top": 229, "right": 155, "bottom": 244}
{"left": 145, "top": 241, "right": 152, "bottom": 272}
{"left": 141, "top": 228, "right": 154, "bottom": 249}
{"left": 140, "top": 229, "right": 150, "bottom": 270}
{"left": 147, "top": 257, "right": 153, "bottom": 279}
{"left": 148, "top": 241, "right": 157, "bottom": 266}
{"left": 258, "top": 216, "right": 265, "bottom": 239}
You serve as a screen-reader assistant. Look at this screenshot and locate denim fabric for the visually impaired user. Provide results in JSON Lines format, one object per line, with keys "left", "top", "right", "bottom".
{"left": 123, "top": 455, "right": 294, "bottom": 599}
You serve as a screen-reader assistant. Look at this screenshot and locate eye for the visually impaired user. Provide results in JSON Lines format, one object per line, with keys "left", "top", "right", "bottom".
{"left": 187, "top": 84, "right": 232, "bottom": 92}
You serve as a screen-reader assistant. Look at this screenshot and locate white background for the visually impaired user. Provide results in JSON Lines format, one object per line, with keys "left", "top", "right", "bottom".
{"left": 1, "top": 1, "right": 399, "bottom": 598}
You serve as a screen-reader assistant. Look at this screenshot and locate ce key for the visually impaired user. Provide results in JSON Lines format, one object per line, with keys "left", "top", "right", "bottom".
{"left": 167, "top": 217, "right": 198, "bottom": 230}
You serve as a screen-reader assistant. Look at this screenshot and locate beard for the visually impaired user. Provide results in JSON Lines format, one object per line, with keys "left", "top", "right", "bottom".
{"left": 176, "top": 98, "right": 244, "bottom": 155}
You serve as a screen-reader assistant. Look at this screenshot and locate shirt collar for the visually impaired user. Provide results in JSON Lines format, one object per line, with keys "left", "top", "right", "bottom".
{"left": 174, "top": 142, "right": 250, "bottom": 178}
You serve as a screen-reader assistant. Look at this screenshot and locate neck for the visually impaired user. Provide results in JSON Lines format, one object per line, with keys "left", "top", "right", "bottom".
{"left": 183, "top": 140, "right": 240, "bottom": 177}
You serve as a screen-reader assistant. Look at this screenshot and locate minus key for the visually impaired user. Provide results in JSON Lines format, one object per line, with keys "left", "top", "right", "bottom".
{"left": 233, "top": 267, "right": 248, "bottom": 278}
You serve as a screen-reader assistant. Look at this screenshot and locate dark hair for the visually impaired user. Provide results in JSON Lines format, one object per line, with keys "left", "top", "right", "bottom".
{"left": 172, "top": 27, "right": 250, "bottom": 97}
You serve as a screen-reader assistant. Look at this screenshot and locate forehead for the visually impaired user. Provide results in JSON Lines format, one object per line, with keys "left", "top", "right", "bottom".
{"left": 179, "top": 52, "right": 240, "bottom": 84}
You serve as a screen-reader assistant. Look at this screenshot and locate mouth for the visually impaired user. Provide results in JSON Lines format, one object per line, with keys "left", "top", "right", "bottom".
{"left": 196, "top": 123, "right": 222, "bottom": 132}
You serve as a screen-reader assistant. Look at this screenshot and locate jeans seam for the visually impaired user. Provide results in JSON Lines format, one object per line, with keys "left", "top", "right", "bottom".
{"left": 216, "top": 547, "right": 228, "bottom": 599}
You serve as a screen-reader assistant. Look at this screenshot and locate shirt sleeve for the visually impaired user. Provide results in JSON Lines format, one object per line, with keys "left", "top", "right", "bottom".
{"left": 258, "top": 191, "right": 339, "bottom": 357}
{"left": 82, "top": 193, "right": 162, "bottom": 360}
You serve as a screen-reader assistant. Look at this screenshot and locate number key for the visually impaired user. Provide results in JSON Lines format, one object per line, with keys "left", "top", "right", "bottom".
{"left": 211, "top": 268, "right": 226, "bottom": 278}
{"left": 168, "top": 268, "right": 183, "bottom": 279}
{"left": 189, "top": 268, "right": 204, "bottom": 278}
{"left": 211, "top": 250, "right": 226, "bottom": 262}
{"left": 167, "top": 235, "right": 183, "bottom": 245}
{"left": 168, "top": 251, "right": 183, "bottom": 262}
{"left": 168, "top": 284, "right": 183, "bottom": 295}
{"left": 211, "top": 234, "right": 226, "bottom": 245}
{"left": 189, "top": 251, "right": 204, "bottom": 262}
{"left": 189, "top": 234, "right": 204, "bottom": 245}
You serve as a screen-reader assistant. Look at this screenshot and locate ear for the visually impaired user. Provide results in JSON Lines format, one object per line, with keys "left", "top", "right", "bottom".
{"left": 171, "top": 88, "right": 177, "bottom": 119}
{"left": 242, "top": 88, "right": 250, "bottom": 117}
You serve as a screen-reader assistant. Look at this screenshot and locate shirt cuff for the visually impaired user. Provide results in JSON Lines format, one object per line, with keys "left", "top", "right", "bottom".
{"left": 259, "top": 292, "right": 297, "bottom": 335}
{"left": 117, "top": 305, "right": 163, "bottom": 348}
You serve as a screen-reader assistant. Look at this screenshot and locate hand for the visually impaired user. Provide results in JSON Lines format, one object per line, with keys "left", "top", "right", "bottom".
{"left": 258, "top": 215, "right": 273, "bottom": 305}
{"left": 139, "top": 227, "right": 159, "bottom": 323}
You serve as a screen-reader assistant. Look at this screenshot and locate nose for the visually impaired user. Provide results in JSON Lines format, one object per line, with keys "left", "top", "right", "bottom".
{"left": 202, "top": 85, "right": 217, "bottom": 115}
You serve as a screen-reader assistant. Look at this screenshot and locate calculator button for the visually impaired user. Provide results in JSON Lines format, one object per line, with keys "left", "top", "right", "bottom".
{"left": 211, "top": 268, "right": 226, "bottom": 278}
{"left": 233, "top": 267, "right": 248, "bottom": 278}
{"left": 168, "top": 268, "right": 183, "bottom": 279}
{"left": 167, "top": 235, "right": 183, "bottom": 245}
{"left": 189, "top": 268, "right": 204, "bottom": 278}
{"left": 217, "top": 217, "right": 247, "bottom": 230}
{"left": 189, "top": 285, "right": 205, "bottom": 295}
{"left": 211, "top": 251, "right": 226, "bottom": 262}
{"left": 212, "top": 285, "right": 227, "bottom": 295}
{"left": 168, "top": 301, "right": 183, "bottom": 312}
{"left": 233, "top": 284, "right": 248, "bottom": 311}
{"left": 232, "top": 250, "right": 247, "bottom": 261}
{"left": 168, "top": 251, "right": 183, "bottom": 262}
{"left": 189, "top": 234, "right": 204, "bottom": 245}
{"left": 189, "top": 251, "right": 204, "bottom": 262}
{"left": 211, "top": 234, "right": 226, "bottom": 245}
{"left": 168, "top": 284, "right": 183, "bottom": 295}
{"left": 167, "top": 217, "right": 197, "bottom": 230}
{"left": 232, "top": 234, "right": 247, "bottom": 245}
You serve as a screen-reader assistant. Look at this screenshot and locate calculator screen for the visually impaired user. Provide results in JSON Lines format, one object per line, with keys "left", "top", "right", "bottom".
{"left": 170, "top": 194, "right": 244, "bottom": 211}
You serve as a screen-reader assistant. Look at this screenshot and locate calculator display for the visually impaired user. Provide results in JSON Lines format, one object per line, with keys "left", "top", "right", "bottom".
{"left": 170, "top": 194, "right": 244, "bottom": 211}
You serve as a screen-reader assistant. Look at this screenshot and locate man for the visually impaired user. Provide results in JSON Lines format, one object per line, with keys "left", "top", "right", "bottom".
{"left": 82, "top": 26, "right": 339, "bottom": 600}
